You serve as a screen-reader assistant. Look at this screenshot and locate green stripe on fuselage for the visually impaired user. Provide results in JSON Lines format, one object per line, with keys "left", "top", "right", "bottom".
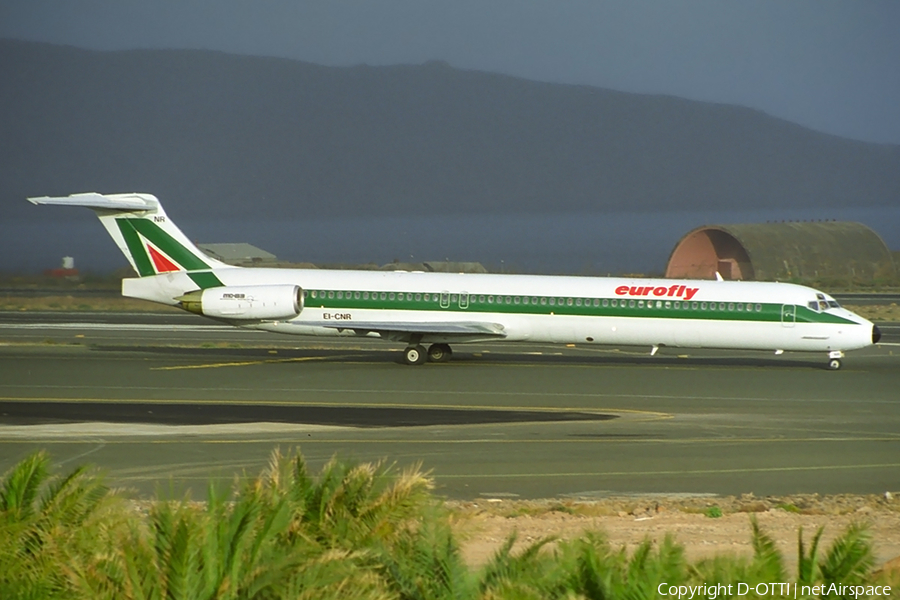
{"left": 305, "top": 290, "right": 858, "bottom": 325}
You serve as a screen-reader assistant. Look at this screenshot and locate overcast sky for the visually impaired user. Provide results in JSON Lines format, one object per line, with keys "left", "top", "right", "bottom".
{"left": 2, "top": 0, "right": 899, "bottom": 145}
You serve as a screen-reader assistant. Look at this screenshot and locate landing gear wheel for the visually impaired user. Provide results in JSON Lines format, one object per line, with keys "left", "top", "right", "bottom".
{"left": 828, "top": 358, "right": 842, "bottom": 371}
{"left": 427, "top": 343, "right": 452, "bottom": 363}
{"left": 403, "top": 345, "right": 427, "bottom": 365}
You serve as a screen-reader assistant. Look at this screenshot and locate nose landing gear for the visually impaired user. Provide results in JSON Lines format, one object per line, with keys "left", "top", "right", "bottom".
{"left": 827, "top": 350, "right": 844, "bottom": 370}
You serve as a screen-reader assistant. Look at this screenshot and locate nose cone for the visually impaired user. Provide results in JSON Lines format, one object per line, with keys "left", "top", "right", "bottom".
{"left": 873, "top": 325, "right": 882, "bottom": 344}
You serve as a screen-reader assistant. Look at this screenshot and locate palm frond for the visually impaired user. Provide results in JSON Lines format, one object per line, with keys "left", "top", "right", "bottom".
{"left": 749, "top": 516, "right": 786, "bottom": 581}
{"left": 796, "top": 525, "right": 824, "bottom": 586}
{"left": 819, "top": 522, "right": 874, "bottom": 586}
{"left": 0, "top": 451, "right": 51, "bottom": 521}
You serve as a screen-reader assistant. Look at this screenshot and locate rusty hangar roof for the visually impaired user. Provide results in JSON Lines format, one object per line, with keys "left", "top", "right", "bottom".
{"left": 666, "top": 221, "right": 895, "bottom": 282}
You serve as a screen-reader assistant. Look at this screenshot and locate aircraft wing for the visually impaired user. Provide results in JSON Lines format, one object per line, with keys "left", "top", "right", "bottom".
{"left": 316, "top": 320, "right": 507, "bottom": 337}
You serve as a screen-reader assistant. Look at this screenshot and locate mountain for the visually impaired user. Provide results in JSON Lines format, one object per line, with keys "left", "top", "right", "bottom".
{"left": 2, "top": 39, "right": 898, "bottom": 222}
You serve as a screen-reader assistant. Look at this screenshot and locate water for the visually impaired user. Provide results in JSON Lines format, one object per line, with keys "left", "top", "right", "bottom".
{"left": 3, "top": 206, "right": 899, "bottom": 276}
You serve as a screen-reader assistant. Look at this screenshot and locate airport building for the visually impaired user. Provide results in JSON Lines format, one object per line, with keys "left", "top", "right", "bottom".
{"left": 665, "top": 221, "right": 896, "bottom": 282}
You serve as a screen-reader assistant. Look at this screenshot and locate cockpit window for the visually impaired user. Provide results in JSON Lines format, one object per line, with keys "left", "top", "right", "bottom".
{"left": 808, "top": 301, "right": 819, "bottom": 311}
{"left": 812, "top": 292, "right": 840, "bottom": 310}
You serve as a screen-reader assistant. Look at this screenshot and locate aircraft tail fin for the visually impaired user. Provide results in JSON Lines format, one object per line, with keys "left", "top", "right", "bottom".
{"left": 28, "top": 192, "right": 232, "bottom": 278}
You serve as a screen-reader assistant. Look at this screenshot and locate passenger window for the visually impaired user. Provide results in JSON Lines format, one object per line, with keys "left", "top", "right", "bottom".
{"left": 311, "top": 291, "right": 317, "bottom": 299}
{"left": 611, "top": 299, "right": 617, "bottom": 307}
{"left": 415, "top": 293, "right": 421, "bottom": 301}
{"left": 488, "top": 296, "right": 494, "bottom": 303}
{"left": 709, "top": 302, "right": 715, "bottom": 311}
{"left": 515, "top": 297, "right": 521, "bottom": 305}
{"left": 423, "top": 293, "right": 429, "bottom": 301}
{"left": 656, "top": 301, "right": 662, "bottom": 308}
{"left": 728, "top": 303, "right": 734, "bottom": 311}
{"left": 701, "top": 302, "right": 707, "bottom": 310}
{"left": 541, "top": 297, "right": 547, "bottom": 305}
{"left": 575, "top": 298, "right": 582, "bottom": 306}
{"left": 389, "top": 293, "right": 395, "bottom": 300}
{"left": 602, "top": 299, "right": 609, "bottom": 307}
{"left": 628, "top": 300, "right": 635, "bottom": 308}
{"left": 479, "top": 295, "right": 485, "bottom": 303}
{"left": 567, "top": 298, "right": 573, "bottom": 306}
{"left": 665, "top": 301, "right": 671, "bottom": 309}
{"left": 328, "top": 291, "right": 335, "bottom": 299}
{"left": 638, "top": 300, "right": 644, "bottom": 308}
{"left": 737, "top": 303, "right": 743, "bottom": 311}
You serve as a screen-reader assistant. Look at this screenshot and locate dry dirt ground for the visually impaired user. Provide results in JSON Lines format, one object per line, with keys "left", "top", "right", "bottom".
{"left": 450, "top": 494, "right": 900, "bottom": 574}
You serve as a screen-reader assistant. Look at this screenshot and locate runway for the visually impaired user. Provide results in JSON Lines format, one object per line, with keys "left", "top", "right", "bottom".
{"left": 1, "top": 311, "right": 899, "bottom": 500}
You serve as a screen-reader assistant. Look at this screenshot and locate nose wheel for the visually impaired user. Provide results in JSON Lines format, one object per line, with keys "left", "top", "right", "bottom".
{"left": 827, "top": 350, "right": 844, "bottom": 371}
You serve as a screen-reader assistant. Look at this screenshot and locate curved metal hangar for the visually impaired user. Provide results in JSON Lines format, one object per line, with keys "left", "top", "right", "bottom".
{"left": 666, "top": 221, "right": 895, "bottom": 283}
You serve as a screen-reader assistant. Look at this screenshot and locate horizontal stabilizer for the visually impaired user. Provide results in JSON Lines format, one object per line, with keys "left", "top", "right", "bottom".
{"left": 28, "top": 192, "right": 159, "bottom": 212}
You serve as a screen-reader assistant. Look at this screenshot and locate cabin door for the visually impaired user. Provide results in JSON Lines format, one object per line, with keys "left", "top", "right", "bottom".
{"left": 781, "top": 304, "right": 796, "bottom": 327}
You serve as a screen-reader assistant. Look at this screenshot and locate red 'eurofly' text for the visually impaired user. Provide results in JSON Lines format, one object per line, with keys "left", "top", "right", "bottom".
{"left": 614, "top": 285, "right": 700, "bottom": 301}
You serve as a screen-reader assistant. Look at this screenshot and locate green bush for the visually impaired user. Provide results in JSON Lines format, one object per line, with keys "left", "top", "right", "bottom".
{"left": 705, "top": 506, "right": 723, "bottom": 518}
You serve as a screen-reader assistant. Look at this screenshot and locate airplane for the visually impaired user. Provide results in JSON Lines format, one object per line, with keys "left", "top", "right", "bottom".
{"left": 28, "top": 192, "right": 881, "bottom": 369}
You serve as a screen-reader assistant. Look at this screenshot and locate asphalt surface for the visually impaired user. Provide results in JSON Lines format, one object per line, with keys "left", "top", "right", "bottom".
{"left": 1, "top": 311, "right": 898, "bottom": 500}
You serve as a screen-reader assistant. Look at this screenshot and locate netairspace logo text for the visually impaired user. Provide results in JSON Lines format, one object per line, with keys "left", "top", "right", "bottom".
{"left": 657, "top": 582, "right": 893, "bottom": 598}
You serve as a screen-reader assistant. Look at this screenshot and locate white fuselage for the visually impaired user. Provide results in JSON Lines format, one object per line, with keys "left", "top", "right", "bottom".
{"left": 124, "top": 267, "right": 876, "bottom": 354}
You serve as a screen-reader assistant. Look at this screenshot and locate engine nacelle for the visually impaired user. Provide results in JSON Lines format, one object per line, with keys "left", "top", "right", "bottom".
{"left": 177, "top": 285, "right": 303, "bottom": 320}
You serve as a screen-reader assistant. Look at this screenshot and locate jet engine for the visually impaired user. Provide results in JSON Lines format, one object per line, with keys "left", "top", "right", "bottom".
{"left": 176, "top": 285, "right": 303, "bottom": 320}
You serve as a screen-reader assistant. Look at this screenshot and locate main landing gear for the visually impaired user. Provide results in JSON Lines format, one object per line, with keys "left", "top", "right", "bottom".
{"left": 402, "top": 343, "right": 453, "bottom": 365}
